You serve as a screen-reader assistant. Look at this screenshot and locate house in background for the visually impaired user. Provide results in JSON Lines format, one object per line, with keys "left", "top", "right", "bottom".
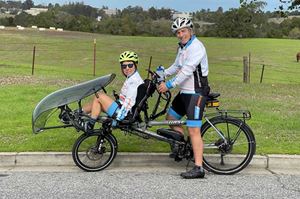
{"left": 24, "top": 8, "right": 48, "bottom": 16}
{"left": 103, "top": 8, "right": 118, "bottom": 16}
{"left": 172, "top": 11, "right": 192, "bottom": 20}
{"left": 268, "top": 15, "right": 300, "bottom": 24}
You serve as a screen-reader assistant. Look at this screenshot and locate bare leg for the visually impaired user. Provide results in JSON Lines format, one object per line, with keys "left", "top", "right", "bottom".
{"left": 82, "top": 101, "right": 93, "bottom": 113}
{"left": 166, "top": 114, "right": 184, "bottom": 135}
{"left": 90, "top": 93, "right": 115, "bottom": 119}
{"left": 90, "top": 96, "right": 101, "bottom": 119}
{"left": 180, "top": 127, "right": 205, "bottom": 178}
{"left": 188, "top": 127, "right": 203, "bottom": 166}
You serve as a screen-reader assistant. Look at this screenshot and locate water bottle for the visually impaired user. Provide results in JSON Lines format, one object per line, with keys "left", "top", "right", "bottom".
{"left": 156, "top": 65, "right": 165, "bottom": 82}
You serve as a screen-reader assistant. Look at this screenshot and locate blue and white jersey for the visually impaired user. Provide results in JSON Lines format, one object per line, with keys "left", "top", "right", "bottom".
{"left": 165, "top": 35, "right": 209, "bottom": 94}
{"left": 116, "top": 71, "right": 143, "bottom": 120}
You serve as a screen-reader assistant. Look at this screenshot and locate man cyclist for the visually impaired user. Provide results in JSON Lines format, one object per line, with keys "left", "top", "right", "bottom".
{"left": 158, "top": 17, "right": 210, "bottom": 179}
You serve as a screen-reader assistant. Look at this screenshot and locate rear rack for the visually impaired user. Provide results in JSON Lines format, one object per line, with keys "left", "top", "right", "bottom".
{"left": 205, "top": 109, "right": 251, "bottom": 120}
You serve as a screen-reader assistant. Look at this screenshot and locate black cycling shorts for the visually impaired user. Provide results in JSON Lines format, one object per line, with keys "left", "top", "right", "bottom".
{"left": 168, "top": 92, "right": 207, "bottom": 127}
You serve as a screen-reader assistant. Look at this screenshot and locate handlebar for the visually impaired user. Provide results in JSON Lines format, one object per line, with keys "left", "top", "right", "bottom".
{"left": 146, "top": 68, "right": 170, "bottom": 99}
{"left": 146, "top": 69, "right": 163, "bottom": 84}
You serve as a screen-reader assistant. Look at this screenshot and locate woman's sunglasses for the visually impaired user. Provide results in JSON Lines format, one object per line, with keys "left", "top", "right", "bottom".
{"left": 121, "top": 63, "right": 134, "bottom": 69}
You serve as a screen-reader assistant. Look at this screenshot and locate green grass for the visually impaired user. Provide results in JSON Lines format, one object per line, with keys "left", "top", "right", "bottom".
{"left": 0, "top": 28, "right": 300, "bottom": 154}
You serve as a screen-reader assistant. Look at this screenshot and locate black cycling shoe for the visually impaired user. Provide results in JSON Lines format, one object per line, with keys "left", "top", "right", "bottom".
{"left": 180, "top": 166, "right": 205, "bottom": 179}
{"left": 82, "top": 121, "right": 95, "bottom": 133}
{"left": 80, "top": 119, "right": 96, "bottom": 133}
{"left": 59, "top": 109, "right": 70, "bottom": 124}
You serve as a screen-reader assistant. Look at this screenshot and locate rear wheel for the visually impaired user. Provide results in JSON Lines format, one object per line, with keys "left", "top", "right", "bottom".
{"left": 201, "top": 116, "right": 256, "bottom": 175}
{"left": 72, "top": 132, "right": 117, "bottom": 172}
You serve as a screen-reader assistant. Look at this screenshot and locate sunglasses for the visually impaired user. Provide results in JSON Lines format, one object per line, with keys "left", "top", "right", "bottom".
{"left": 121, "top": 63, "right": 134, "bottom": 69}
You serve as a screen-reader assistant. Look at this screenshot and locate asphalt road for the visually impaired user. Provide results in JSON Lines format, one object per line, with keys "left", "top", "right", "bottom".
{"left": 0, "top": 167, "right": 299, "bottom": 199}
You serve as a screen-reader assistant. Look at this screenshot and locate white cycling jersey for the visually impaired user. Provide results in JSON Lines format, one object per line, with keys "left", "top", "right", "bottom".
{"left": 165, "top": 35, "right": 209, "bottom": 94}
{"left": 116, "top": 71, "right": 144, "bottom": 120}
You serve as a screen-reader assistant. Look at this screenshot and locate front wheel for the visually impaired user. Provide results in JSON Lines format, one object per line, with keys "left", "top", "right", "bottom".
{"left": 201, "top": 116, "right": 256, "bottom": 175}
{"left": 72, "top": 132, "right": 118, "bottom": 172}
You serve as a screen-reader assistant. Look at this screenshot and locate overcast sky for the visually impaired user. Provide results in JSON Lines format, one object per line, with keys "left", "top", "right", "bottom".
{"left": 31, "top": 0, "right": 282, "bottom": 12}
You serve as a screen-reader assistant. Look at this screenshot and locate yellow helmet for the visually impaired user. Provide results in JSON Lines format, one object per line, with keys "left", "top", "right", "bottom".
{"left": 119, "top": 51, "right": 139, "bottom": 63}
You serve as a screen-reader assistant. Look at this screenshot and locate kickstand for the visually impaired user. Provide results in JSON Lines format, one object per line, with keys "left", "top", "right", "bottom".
{"left": 185, "top": 158, "right": 192, "bottom": 172}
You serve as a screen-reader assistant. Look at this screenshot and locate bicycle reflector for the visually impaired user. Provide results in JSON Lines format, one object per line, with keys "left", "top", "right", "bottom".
{"left": 206, "top": 99, "right": 220, "bottom": 108}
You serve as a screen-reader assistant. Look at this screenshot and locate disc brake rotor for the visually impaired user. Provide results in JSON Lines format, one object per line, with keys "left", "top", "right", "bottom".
{"left": 86, "top": 146, "right": 105, "bottom": 161}
{"left": 215, "top": 138, "right": 232, "bottom": 153}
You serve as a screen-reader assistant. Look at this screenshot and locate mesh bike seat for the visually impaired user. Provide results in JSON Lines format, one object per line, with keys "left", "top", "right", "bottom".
{"left": 157, "top": 128, "right": 184, "bottom": 141}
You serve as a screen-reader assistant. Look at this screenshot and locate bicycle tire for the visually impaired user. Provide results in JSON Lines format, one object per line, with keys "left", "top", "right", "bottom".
{"left": 201, "top": 116, "right": 256, "bottom": 175}
{"left": 72, "top": 132, "right": 118, "bottom": 172}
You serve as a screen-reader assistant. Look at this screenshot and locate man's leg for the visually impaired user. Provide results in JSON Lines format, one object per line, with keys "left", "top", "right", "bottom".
{"left": 180, "top": 126, "right": 205, "bottom": 178}
{"left": 188, "top": 127, "right": 203, "bottom": 166}
{"left": 166, "top": 114, "right": 184, "bottom": 134}
{"left": 166, "top": 114, "right": 184, "bottom": 158}
{"left": 180, "top": 93, "right": 206, "bottom": 179}
{"left": 166, "top": 94, "right": 185, "bottom": 158}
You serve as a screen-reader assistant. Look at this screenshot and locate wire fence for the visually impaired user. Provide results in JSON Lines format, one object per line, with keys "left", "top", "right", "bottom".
{"left": 0, "top": 41, "right": 101, "bottom": 77}
{"left": 1, "top": 41, "right": 300, "bottom": 84}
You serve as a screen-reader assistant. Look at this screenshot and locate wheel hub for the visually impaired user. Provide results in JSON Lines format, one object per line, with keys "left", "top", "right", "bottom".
{"left": 215, "top": 138, "right": 232, "bottom": 153}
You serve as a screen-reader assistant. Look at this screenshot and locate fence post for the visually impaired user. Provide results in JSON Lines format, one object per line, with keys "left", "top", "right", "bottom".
{"left": 32, "top": 45, "right": 36, "bottom": 75}
{"left": 260, "top": 64, "right": 265, "bottom": 83}
{"left": 93, "top": 39, "right": 96, "bottom": 76}
{"left": 248, "top": 52, "right": 251, "bottom": 83}
{"left": 243, "top": 56, "right": 249, "bottom": 83}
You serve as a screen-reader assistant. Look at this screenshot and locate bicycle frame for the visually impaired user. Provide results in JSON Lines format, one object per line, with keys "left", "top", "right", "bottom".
{"left": 94, "top": 101, "right": 251, "bottom": 154}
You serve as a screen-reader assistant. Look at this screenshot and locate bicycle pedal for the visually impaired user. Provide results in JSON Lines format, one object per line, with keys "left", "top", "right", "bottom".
{"left": 174, "top": 156, "right": 183, "bottom": 162}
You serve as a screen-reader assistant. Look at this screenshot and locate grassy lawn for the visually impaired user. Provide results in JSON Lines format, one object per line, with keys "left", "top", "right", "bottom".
{"left": 0, "top": 28, "right": 300, "bottom": 154}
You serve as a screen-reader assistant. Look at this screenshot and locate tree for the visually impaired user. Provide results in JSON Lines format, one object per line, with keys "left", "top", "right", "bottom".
{"left": 6, "top": 1, "right": 22, "bottom": 9}
{"left": 280, "top": 0, "right": 300, "bottom": 10}
{"left": 22, "top": 0, "right": 34, "bottom": 10}
{"left": 97, "top": 8, "right": 108, "bottom": 20}
{"left": 241, "top": 0, "right": 300, "bottom": 10}
{"left": 33, "top": 11, "right": 56, "bottom": 27}
{"left": 59, "top": 2, "right": 98, "bottom": 18}
{"left": 0, "top": 1, "right": 5, "bottom": 8}
{"left": 288, "top": 27, "right": 300, "bottom": 38}
{"left": 206, "top": 1, "right": 268, "bottom": 38}
{"left": 148, "top": 7, "right": 158, "bottom": 20}
{"left": 14, "top": 12, "right": 34, "bottom": 26}
{"left": 157, "top": 8, "right": 172, "bottom": 20}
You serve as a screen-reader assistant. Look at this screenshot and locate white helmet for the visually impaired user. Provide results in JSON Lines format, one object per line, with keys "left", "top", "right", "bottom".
{"left": 171, "top": 17, "right": 193, "bottom": 33}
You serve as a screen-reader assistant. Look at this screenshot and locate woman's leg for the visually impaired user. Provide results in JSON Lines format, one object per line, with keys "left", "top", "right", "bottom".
{"left": 82, "top": 101, "right": 93, "bottom": 114}
{"left": 90, "top": 93, "right": 115, "bottom": 119}
{"left": 81, "top": 93, "right": 115, "bottom": 132}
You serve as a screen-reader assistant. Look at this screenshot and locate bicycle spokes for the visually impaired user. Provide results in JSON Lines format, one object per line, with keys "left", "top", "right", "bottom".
{"left": 202, "top": 117, "right": 255, "bottom": 174}
{"left": 72, "top": 133, "right": 117, "bottom": 171}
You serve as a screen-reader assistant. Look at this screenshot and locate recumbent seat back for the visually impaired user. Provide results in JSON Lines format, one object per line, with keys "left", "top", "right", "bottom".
{"left": 128, "top": 79, "right": 156, "bottom": 122}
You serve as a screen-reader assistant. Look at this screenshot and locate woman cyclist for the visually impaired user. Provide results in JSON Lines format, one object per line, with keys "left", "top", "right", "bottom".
{"left": 60, "top": 51, "right": 144, "bottom": 132}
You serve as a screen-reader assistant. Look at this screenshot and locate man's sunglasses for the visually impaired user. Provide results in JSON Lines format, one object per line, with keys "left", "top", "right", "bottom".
{"left": 121, "top": 63, "right": 134, "bottom": 69}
